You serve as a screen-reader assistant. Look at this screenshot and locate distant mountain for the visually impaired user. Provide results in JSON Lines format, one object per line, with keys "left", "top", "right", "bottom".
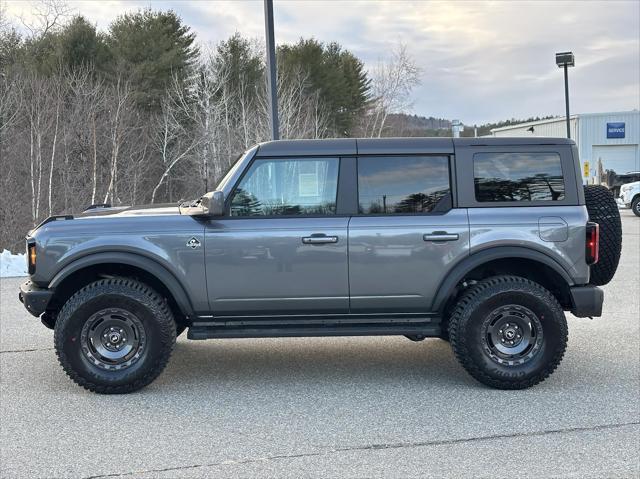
{"left": 385, "top": 114, "right": 452, "bottom": 137}
{"left": 383, "top": 113, "right": 558, "bottom": 137}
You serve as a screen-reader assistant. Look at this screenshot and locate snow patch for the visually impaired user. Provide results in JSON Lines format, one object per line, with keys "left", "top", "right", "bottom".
{"left": 0, "top": 249, "right": 28, "bottom": 278}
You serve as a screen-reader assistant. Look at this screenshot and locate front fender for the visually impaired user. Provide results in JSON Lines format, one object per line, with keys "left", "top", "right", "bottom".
{"left": 48, "top": 252, "right": 195, "bottom": 316}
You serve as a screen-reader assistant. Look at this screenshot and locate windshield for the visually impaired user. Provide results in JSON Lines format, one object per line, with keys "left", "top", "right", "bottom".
{"left": 215, "top": 148, "right": 253, "bottom": 192}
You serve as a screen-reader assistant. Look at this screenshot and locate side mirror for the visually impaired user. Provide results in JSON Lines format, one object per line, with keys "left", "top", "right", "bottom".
{"left": 200, "top": 190, "right": 225, "bottom": 217}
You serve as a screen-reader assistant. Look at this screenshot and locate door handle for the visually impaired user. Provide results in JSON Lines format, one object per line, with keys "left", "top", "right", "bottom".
{"left": 302, "top": 235, "right": 338, "bottom": 245}
{"left": 423, "top": 232, "right": 459, "bottom": 242}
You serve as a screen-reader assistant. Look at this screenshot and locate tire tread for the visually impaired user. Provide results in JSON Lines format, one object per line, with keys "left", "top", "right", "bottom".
{"left": 54, "top": 278, "right": 176, "bottom": 394}
{"left": 584, "top": 185, "right": 622, "bottom": 286}
{"left": 448, "top": 275, "right": 568, "bottom": 390}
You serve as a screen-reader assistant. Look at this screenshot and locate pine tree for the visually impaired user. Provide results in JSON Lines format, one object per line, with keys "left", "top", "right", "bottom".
{"left": 106, "top": 9, "right": 198, "bottom": 111}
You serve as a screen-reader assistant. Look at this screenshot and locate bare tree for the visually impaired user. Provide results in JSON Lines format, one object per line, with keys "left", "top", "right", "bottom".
{"left": 47, "top": 73, "right": 62, "bottom": 215}
{"left": 103, "top": 75, "right": 132, "bottom": 204}
{"left": 19, "top": 0, "right": 72, "bottom": 38}
{"left": 150, "top": 77, "right": 201, "bottom": 203}
{"left": 365, "top": 44, "right": 421, "bottom": 138}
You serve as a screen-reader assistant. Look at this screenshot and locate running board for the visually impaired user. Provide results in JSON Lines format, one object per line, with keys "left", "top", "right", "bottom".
{"left": 187, "top": 322, "right": 441, "bottom": 340}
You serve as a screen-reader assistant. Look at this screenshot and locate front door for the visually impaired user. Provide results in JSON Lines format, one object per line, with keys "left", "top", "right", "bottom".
{"left": 205, "top": 156, "right": 349, "bottom": 316}
{"left": 348, "top": 155, "right": 470, "bottom": 313}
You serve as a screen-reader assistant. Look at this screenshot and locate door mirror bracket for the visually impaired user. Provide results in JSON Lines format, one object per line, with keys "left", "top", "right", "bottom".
{"left": 183, "top": 190, "right": 225, "bottom": 217}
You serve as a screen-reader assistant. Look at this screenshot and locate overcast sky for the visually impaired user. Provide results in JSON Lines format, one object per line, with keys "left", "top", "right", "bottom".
{"left": 5, "top": 0, "right": 640, "bottom": 124}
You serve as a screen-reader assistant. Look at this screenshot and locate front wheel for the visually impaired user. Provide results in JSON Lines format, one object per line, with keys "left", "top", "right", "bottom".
{"left": 448, "top": 276, "right": 567, "bottom": 390}
{"left": 54, "top": 278, "right": 177, "bottom": 394}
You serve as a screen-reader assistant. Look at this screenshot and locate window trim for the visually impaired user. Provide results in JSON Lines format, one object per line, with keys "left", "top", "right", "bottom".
{"left": 225, "top": 156, "right": 343, "bottom": 219}
{"left": 353, "top": 154, "right": 454, "bottom": 217}
{"left": 454, "top": 145, "right": 580, "bottom": 208}
{"left": 472, "top": 151, "right": 566, "bottom": 203}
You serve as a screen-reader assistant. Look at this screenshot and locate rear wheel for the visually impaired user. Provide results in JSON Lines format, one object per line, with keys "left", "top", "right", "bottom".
{"left": 449, "top": 276, "right": 567, "bottom": 389}
{"left": 54, "top": 278, "right": 176, "bottom": 394}
{"left": 584, "top": 185, "right": 622, "bottom": 285}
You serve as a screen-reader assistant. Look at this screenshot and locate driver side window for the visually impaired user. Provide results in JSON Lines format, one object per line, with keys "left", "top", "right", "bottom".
{"left": 230, "top": 157, "right": 339, "bottom": 217}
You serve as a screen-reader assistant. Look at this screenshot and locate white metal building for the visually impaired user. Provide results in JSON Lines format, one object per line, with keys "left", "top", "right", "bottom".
{"left": 490, "top": 111, "right": 639, "bottom": 185}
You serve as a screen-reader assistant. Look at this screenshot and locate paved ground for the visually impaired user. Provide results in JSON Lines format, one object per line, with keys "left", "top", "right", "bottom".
{"left": 1, "top": 211, "right": 638, "bottom": 478}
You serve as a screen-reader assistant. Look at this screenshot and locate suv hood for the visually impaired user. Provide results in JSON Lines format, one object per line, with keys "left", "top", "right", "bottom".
{"left": 27, "top": 203, "right": 183, "bottom": 236}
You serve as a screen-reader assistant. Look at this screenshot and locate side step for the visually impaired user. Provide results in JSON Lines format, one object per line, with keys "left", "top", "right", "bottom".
{"left": 187, "top": 322, "right": 441, "bottom": 340}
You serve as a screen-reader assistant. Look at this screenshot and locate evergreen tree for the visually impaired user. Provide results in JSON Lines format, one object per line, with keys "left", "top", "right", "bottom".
{"left": 57, "top": 16, "right": 110, "bottom": 72}
{"left": 106, "top": 9, "right": 198, "bottom": 111}
{"left": 278, "top": 38, "right": 371, "bottom": 136}
{"left": 214, "top": 33, "right": 264, "bottom": 93}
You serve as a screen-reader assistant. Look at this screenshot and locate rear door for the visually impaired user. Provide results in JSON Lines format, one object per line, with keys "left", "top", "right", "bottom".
{"left": 348, "top": 154, "right": 470, "bottom": 313}
{"left": 205, "top": 156, "right": 350, "bottom": 316}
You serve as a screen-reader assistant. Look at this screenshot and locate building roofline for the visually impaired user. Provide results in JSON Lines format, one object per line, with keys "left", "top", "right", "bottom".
{"left": 490, "top": 110, "right": 639, "bottom": 133}
{"left": 490, "top": 116, "right": 573, "bottom": 132}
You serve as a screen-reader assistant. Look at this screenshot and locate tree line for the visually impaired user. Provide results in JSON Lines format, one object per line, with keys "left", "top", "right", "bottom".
{"left": 0, "top": 2, "right": 420, "bottom": 251}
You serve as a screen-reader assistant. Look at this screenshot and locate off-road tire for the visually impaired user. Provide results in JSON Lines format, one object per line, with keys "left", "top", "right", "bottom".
{"left": 54, "top": 278, "right": 176, "bottom": 394}
{"left": 584, "top": 185, "right": 622, "bottom": 285}
{"left": 632, "top": 196, "right": 640, "bottom": 217}
{"left": 448, "top": 276, "right": 568, "bottom": 390}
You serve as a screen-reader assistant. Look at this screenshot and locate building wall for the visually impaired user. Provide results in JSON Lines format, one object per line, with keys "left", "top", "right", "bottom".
{"left": 578, "top": 111, "right": 639, "bottom": 181}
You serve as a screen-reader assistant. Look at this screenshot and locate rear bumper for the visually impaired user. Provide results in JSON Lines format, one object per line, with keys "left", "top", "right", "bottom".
{"left": 19, "top": 281, "right": 54, "bottom": 317}
{"left": 616, "top": 197, "right": 630, "bottom": 208}
{"left": 569, "top": 285, "right": 604, "bottom": 318}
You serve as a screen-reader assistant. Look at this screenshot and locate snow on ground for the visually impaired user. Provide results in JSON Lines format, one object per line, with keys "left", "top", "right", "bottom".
{"left": 0, "top": 249, "right": 28, "bottom": 278}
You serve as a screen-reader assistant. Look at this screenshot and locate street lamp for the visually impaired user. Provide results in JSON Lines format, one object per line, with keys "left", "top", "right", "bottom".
{"left": 555, "top": 51, "right": 575, "bottom": 139}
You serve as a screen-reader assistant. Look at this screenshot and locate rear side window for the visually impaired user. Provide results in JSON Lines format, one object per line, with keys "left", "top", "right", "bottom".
{"left": 474, "top": 152, "right": 565, "bottom": 202}
{"left": 358, "top": 156, "right": 450, "bottom": 214}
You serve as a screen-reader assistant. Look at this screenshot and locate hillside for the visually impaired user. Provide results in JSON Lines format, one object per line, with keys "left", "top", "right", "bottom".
{"left": 385, "top": 113, "right": 558, "bottom": 137}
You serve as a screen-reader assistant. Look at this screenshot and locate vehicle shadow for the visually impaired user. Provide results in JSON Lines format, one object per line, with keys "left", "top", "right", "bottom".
{"left": 156, "top": 337, "right": 477, "bottom": 391}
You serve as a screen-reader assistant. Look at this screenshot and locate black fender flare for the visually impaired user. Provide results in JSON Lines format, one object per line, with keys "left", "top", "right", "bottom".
{"left": 431, "top": 246, "right": 574, "bottom": 313}
{"left": 48, "top": 252, "right": 195, "bottom": 316}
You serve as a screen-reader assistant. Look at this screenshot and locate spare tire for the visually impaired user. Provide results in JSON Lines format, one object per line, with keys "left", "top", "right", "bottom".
{"left": 584, "top": 185, "right": 622, "bottom": 286}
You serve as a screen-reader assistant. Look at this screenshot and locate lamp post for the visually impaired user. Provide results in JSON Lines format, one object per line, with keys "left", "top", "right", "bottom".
{"left": 264, "top": 0, "right": 279, "bottom": 140}
{"left": 555, "top": 51, "right": 574, "bottom": 139}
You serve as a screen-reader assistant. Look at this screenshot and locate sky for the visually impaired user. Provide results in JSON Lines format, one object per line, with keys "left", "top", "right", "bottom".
{"left": 4, "top": 0, "right": 640, "bottom": 125}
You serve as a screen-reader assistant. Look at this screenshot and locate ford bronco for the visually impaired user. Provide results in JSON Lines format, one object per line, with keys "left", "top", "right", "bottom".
{"left": 19, "top": 137, "right": 622, "bottom": 393}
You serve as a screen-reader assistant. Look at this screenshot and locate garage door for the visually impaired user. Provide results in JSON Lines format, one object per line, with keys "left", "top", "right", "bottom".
{"left": 592, "top": 144, "right": 638, "bottom": 178}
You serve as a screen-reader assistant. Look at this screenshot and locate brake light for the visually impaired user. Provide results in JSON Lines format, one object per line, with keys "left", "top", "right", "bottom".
{"left": 586, "top": 222, "right": 599, "bottom": 265}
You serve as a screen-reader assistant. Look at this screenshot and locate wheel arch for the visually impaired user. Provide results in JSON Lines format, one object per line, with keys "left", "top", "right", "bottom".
{"left": 48, "top": 252, "right": 195, "bottom": 321}
{"left": 432, "top": 247, "right": 574, "bottom": 314}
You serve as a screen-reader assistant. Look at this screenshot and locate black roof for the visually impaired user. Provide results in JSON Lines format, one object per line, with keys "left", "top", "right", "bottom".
{"left": 255, "top": 137, "right": 575, "bottom": 156}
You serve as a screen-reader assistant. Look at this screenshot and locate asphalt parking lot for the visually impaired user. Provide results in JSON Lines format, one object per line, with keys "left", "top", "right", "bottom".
{"left": 1, "top": 210, "right": 638, "bottom": 478}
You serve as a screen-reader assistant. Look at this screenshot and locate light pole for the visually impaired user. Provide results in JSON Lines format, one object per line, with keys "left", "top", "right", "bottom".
{"left": 264, "top": 0, "right": 279, "bottom": 140}
{"left": 555, "top": 51, "right": 574, "bottom": 139}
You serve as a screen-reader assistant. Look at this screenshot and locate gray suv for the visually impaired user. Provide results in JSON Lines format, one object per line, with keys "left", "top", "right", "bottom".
{"left": 19, "top": 137, "right": 622, "bottom": 394}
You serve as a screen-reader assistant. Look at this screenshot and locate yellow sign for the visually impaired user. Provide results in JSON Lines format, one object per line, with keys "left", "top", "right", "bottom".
{"left": 583, "top": 161, "right": 590, "bottom": 177}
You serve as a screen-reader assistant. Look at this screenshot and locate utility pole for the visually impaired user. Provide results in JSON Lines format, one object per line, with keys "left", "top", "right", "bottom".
{"left": 264, "top": 0, "right": 279, "bottom": 140}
